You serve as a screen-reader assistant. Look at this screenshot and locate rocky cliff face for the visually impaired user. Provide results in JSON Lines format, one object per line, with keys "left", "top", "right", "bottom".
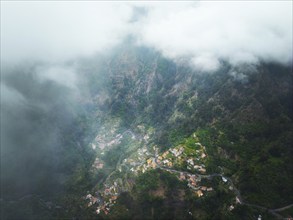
{"left": 83, "top": 46, "right": 292, "bottom": 148}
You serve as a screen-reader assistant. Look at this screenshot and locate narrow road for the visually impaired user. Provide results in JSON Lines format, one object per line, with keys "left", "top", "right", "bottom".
{"left": 153, "top": 154, "right": 291, "bottom": 219}
{"left": 272, "top": 204, "right": 293, "bottom": 212}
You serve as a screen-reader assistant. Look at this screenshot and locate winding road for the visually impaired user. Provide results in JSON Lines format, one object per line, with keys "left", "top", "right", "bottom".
{"left": 153, "top": 152, "right": 292, "bottom": 219}
{"left": 94, "top": 130, "right": 293, "bottom": 219}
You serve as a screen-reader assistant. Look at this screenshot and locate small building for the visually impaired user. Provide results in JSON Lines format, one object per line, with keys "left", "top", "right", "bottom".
{"left": 163, "top": 159, "right": 168, "bottom": 164}
{"left": 162, "top": 151, "right": 169, "bottom": 158}
{"left": 194, "top": 165, "right": 201, "bottom": 169}
{"left": 196, "top": 190, "right": 203, "bottom": 197}
{"left": 179, "top": 172, "right": 186, "bottom": 180}
{"left": 187, "top": 159, "right": 194, "bottom": 166}
{"left": 147, "top": 158, "right": 152, "bottom": 165}
{"left": 91, "top": 143, "right": 97, "bottom": 150}
{"left": 222, "top": 177, "right": 228, "bottom": 183}
{"left": 229, "top": 205, "right": 234, "bottom": 211}
{"left": 199, "top": 168, "right": 206, "bottom": 173}
{"left": 86, "top": 194, "right": 93, "bottom": 199}
{"left": 236, "top": 196, "right": 241, "bottom": 204}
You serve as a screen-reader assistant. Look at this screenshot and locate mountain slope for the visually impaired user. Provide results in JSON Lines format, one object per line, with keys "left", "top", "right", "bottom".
{"left": 75, "top": 46, "right": 293, "bottom": 219}
{"left": 1, "top": 46, "right": 292, "bottom": 219}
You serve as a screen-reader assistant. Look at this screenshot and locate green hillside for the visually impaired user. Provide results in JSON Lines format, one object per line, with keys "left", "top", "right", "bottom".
{"left": 1, "top": 46, "right": 292, "bottom": 219}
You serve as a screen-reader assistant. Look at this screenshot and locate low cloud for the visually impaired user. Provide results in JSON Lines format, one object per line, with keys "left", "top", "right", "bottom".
{"left": 1, "top": 1, "right": 133, "bottom": 63}
{"left": 1, "top": 1, "right": 292, "bottom": 70}
{"left": 37, "top": 65, "right": 78, "bottom": 89}
{"left": 0, "top": 63, "right": 83, "bottom": 197}
{"left": 229, "top": 71, "right": 248, "bottom": 83}
{"left": 136, "top": 1, "right": 292, "bottom": 71}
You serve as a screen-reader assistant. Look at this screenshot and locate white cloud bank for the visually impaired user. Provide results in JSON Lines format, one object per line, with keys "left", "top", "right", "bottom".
{"left": 1, "top": 1, "right": 133, "bottom": 63}
{"left": 1, "top": 1, "right": 292, "bottom": 70}
{"left": 137, "top": 1, "right": 292, "bottom": 71}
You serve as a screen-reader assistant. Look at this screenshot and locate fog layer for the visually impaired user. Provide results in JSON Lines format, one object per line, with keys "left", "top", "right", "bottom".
{"left": 1, "top": 1, "right": 292, "bottom": 69}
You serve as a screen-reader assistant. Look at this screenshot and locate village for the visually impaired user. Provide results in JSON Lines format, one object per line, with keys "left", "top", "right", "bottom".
{"left": 84, "top": 120, "right": 245, "bottom": 217}
{"left": 84, "top": 132, "right": 231, "bottom": 216}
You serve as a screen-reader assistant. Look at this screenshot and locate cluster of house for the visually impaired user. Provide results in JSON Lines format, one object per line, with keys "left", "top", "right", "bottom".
{"left": 170, "top": 147, "right": 184, "bottom": 157}
{"left": 156, "top": 143, "right": 208, "bottom": 173}
{"left": 92, "top": 157, "right": 104, "bottom": 170}
{"left": 125, "top": 146, "right": 155, "bottom": 174}
{"left": 87, "top": 136, "right": 214, "bottom": 215}
{"left": 187, "top": 159, "right": 206, "bottom": 173}
{"left": 136, "top": 124, "right": 153, "bottom": 142}
{"left": 137, "top": 146, "right": 151, "bottom": 158}
{"left": 132, "top": 144, "right": 214, "bottom": 198}
{"left": 129, "top": 158, "right": 156, "bottom": 174}
{"left": 85, "top": 194, "right": 98, "bottom": 207}
{"left": 228, "top": 196, "right": 242, "bottom": 211}
{"left": 85, "top": 182, "right": 121, "bottom": 215}
{"left": 179, "top": 172, "right": 213, "bottom": 197}
{"left": 159, "top": 157, "right": 173, "bottom": 167}
{"left": 156, "top": 149, "right": 176, "bottom": 167}
{"left": 85, "top": 193, "right": 111, "bottom": 215}
{"left": 94, "top": 194, "right": 118, "bottom": 215}
{"left": 147, "top": 158, "right": 157, "bottom": 169}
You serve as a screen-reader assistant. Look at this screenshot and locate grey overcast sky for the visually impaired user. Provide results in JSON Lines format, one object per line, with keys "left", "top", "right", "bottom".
{"left": 1, "top": 1, "right": 292, "bottom": 70}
